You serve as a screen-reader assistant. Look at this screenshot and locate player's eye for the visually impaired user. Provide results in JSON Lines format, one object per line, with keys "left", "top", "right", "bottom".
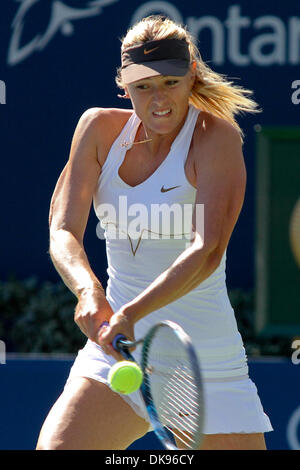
{"left": 165, "top": 80, "right": 179, "bottom": 86}
{"left": 136, "top": 84, "right": 149, "bottom": 90}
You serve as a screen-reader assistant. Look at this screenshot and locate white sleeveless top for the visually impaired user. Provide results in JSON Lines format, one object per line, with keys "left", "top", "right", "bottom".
{"left": 93, "top": 105, "right": 248, "bottom": 379}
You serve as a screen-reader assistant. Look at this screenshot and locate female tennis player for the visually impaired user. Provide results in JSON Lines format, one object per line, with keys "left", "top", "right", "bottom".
{"left": 36, "top": 15, "right": 272, "bottom": 450}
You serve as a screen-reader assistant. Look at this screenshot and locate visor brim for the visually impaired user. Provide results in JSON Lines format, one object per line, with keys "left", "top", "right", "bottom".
{"left": 121, "top": 59, "right": 190, "bottom": 84}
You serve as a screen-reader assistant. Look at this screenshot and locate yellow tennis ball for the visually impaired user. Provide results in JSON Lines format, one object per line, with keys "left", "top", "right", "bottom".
{"left": 108, "top": 361, "right": 143, "bottom": 395}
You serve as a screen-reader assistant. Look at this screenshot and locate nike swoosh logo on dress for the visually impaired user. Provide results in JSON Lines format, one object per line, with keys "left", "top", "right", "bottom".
{"left": 161, "top": 185, "right": 181, "bottom": 193}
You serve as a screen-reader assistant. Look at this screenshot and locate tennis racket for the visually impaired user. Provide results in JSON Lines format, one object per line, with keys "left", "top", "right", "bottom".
{"left": 106, "top": 320, "right": 204, "bottom": 450}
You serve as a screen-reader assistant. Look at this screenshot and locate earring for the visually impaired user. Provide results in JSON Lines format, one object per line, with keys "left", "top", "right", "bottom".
{"left": 117, "top": 93, "right": 129, "bottom": 99}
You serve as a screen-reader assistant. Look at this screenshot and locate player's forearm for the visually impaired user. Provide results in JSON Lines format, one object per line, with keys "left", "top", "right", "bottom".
{"left": 49, "top": 228, "right": 104, "bottom": 299}
{"left": 123, "top": 242, "right": 221, "bottom": 323}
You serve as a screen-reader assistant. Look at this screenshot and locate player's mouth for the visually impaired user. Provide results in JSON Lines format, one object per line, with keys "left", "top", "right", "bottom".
{"left": 152, "top": 108, "right": 172, "bottom": 117}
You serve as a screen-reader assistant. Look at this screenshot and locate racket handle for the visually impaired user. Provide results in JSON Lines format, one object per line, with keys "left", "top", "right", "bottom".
{"left": 112, "top": 334, "right": 127, "bottom": 351}
{"left": 100, "top": 322, "right": 127, "bottom": 352}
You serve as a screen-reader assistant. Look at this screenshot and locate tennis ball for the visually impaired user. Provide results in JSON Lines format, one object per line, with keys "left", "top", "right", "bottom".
{"left": 108, "top": 361, "right": 143, "bottom": 395}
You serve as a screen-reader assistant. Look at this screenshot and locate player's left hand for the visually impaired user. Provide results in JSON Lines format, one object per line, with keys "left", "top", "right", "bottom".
{"left": 97, "top": 309, "right": 135, "bottom": 359}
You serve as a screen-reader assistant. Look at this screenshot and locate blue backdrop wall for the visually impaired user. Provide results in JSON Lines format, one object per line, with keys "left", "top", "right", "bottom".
{"left": 1, "top": 0, "right": 299, "bottom": 290}
{"left": 0, "top": 356, "right": 299, "bottom": 450}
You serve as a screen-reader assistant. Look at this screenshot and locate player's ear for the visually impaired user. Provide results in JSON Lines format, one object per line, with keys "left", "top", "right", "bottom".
{"left": 190, "top": 61, "right": 197, "bottom": 86}
{"left": 117, "top": 87, "right": 130, "bottom": 99}
{"left": 190, "top": 60, "right": 197, "bottom": 73}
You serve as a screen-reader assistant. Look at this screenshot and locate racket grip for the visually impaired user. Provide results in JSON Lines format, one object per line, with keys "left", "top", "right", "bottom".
{"left": 100, "top": 321, "right": 127, "bottom": 352}
{"left": 112, "top": 334, "right": 127, "bottom": 351}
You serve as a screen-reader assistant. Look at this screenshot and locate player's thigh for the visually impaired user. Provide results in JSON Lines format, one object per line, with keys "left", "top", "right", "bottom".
{"left": 201, "top": 432, "right": 266, "bottom": 450}
{"left": 36, "top": 377, "right": 149, "bottom": 450}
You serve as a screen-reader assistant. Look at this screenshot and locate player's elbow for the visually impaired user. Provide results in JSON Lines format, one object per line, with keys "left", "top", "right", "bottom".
{"left": 207, "top": 245, "right": 224, "bottom": 272}
{"left": 192, "top": 233, "right": 224, "bottom": 271}
{"left": 49, "top": 227, "right": 83, "bottom": 261}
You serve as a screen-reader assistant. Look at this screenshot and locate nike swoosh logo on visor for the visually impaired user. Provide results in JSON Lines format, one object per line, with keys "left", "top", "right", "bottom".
{"left": 161, "top": 185, "right": 181, "bottom": 193}
{"left": 144, "top": 46, "right": 159, "bottom": 55}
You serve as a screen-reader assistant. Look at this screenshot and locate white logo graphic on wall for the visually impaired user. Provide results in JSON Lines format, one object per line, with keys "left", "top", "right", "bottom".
{"left": 7, "top": 1, "right": 300, "bottom": 66}
{"left": 0, "top": 340, "right": 6, "bottom": 365}
{"left": 291, "top": 80, "right": 300, "bottom": 105}
{"left": 7, "top": 0, "right": 119, "bottom": 66}
{"left": 132, "top": 2, "right": 300, "bottom": 66}
{"left": 0, "top": 80, "right": 6, "bottom": 104}
{"left": 287, "top": 406, "right": 300, "bottom": 450}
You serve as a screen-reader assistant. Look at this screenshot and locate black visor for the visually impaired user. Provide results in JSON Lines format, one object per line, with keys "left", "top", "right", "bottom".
{"left": 121, "top": 38, "right": 191, "bottom": 84}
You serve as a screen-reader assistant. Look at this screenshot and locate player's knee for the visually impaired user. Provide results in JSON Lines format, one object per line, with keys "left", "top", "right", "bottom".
{"left": 36, "top": 427, "right": 69, "bottom": 450}
{"left": 36, "top": 435, "right": 66, "bottom": 450}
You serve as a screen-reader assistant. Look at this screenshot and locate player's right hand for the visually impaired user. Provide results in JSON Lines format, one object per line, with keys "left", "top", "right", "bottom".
{"left": 74, "top": 287, "right": 115, "bottom": 354}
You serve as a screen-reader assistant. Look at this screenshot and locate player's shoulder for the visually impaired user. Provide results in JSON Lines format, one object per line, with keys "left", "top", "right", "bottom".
{"left": 194, "top": 111, "right": 242, "bottom": 150}
{"left": 78, "top": 107, "right": 133, "bottom": 134}
{"left": 190, "top": 111, "right": 245, "bottom": 180}
{"left": 75, "top": 108, "right": 134, "bottom": 167}
{"left": 80, "top": 106, "right": 133, "bottom": 121}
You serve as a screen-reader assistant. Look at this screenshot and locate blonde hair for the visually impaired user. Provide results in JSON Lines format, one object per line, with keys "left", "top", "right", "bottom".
{"left": 116, "top": 15, "right": 260, "bottom": 140}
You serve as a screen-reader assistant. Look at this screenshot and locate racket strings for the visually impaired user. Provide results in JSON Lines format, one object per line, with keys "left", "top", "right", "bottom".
{"left": 144, "top": 327, "right": 204, "bottom": 449}
{"left": 158, "top": 365, "right": 200, "bottom": 444}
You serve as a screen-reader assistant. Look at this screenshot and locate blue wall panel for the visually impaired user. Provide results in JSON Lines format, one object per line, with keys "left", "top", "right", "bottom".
{"left": 1, "top": 1, "right": 299, "bottom": 290}
{"left": 0, "top": 357, "right": 299, "bottom": 450}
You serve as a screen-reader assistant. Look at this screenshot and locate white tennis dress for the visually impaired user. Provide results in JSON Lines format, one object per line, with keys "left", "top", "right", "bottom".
{"left": 67, "top": 105, "right": 273, "bottom": 434}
